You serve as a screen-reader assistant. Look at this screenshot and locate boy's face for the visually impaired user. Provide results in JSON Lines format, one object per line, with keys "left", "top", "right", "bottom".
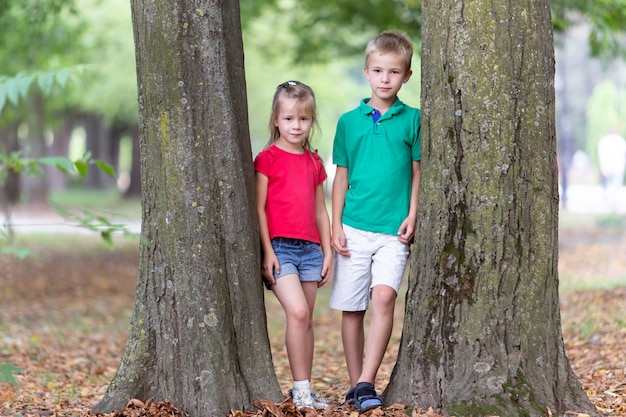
{"left": 364, "top": 52, "right": 412, "bottom": 106}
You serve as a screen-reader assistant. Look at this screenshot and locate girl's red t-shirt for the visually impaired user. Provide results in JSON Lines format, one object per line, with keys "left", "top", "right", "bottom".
{"left": 254, "top": 145, "right": 327, "bottom": 244}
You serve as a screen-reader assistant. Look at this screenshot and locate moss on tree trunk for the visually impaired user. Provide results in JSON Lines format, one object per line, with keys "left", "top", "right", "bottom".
{"left": 94, "top": 1, "right": 281, "bottom": 416}
{"left": 386, "top": 1, "right": 598, "bottom": 416}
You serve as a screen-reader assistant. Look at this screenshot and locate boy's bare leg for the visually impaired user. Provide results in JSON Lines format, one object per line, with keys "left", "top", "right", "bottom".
{"left": 342, "top": 310, "right": 366, "bottom": 386}
{"left": 359, "top": 284, "right": 397, "bottom": 384}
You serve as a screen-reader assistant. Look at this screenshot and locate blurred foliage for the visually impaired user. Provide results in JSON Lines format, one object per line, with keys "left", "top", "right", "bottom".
{"left": 0, "top": 362, "right": 20, "bottom": 387}
{"left": 241, "top": 0, "right": 626, "bottom": 65}
{"left": 73, "top": 0, "right": 138, "bottom": 126}
{"left": 0, "top": 0, "right": 137, "bottom": 126}
{"left": 0, "top": 150, "right": 132, "bottom": 254}
{"left": 0, "top": 66, "right": 88, "bottom": 114}
{"left": 0, "top": 0, "right": 89, "bottom": 129}
{"left": 552, "top": 0, "right": 626, "bottom": 59}
{"left": 0, "top": 0, "right": 623, "bottom": 172}
{"left": 241, "top": 0, "right": 421, "bottom": 64}
{"left": 0, "top": 0, "right": 86, "bottom": 72}
{"left": 1, "top": 0, "right": 624, "bottom": 127}
{"left": 585, "top": 81, "right": 626, "bottom": 166}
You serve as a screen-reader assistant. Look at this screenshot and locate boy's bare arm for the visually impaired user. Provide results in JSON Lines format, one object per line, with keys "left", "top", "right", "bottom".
{"left": 331, "top": 166, "right": 350, "bottom": 255}
{"left": 397, "top": 161, "right": 420, "bottom": 243}
{"left": 409, "top": 160, "right": 421, "bottom": 221}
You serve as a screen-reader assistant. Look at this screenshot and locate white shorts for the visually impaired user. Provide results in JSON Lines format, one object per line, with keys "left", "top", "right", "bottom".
{"left": 329, "top": 224, "right": 410, "bottom": 312}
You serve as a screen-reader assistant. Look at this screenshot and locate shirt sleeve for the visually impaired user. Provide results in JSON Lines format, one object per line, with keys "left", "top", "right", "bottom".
{"left": 317, "top": 159, "right": 328, "bottom": 185}
{"left": 412, "top": 110, "right": 422, "bottom": 162}
{"left": 332, "top": 116, "right": 349, "bottom": 168}
{"left": 254, "top": 150, "right": 271, "bottom": 177}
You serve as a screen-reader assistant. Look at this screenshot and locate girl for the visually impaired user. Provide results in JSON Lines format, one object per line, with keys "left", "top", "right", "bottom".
{"left": 254, "top": 81, "right": 332, "bottom": 409}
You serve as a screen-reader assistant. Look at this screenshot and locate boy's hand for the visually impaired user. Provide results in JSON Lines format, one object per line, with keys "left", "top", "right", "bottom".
{"left": 332, "top": 228, "right": 350, "bottom": 256}
{"left": 397, "top": 218, "right": 416, "bottom": 244}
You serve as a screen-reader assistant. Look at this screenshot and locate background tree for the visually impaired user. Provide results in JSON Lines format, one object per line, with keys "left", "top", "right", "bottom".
{"left": 0, "top": 0, "right": 88, "bottom": 203}
{"left": 240, "top": 0, "right": 625, "bottom": 65}
{"left": 93, "top": 0, "right": 281, "bottom": 416}
{"left": 551, "top": 0, "right": 626, "bottom": 58}
{"left": 384, "top": 1, "right": 599, "bottom": 416}
{"left": 75, "top": 0, "right": 140, "bottom": 194}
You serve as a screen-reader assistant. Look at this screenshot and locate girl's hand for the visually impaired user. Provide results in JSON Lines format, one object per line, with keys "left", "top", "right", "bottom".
{"left": 318, "top": 254, "right": 332, "bottom": 287}
{"left": 262, "top": 252, "right": 280, "bottom": 287}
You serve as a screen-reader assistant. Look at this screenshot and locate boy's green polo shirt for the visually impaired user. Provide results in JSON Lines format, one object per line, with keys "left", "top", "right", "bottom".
{"left": 333, "top": 97, "right": 421, "bottom": 235}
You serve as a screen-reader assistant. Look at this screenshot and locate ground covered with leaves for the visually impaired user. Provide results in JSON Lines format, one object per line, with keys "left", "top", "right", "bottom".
{"left": 1, "top": 218, "right": 625, "bottom": 417}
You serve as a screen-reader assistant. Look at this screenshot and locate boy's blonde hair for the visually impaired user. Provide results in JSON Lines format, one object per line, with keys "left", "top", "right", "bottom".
{"left": 365, "top": 31, "right": 413, "bottom": 71}
{"left": 266, "top": 80, "right": 319, "bottom": 152}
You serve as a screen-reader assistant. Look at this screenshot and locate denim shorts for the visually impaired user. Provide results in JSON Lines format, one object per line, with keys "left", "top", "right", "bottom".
{"left": 271, "top": 237, "right": 324, "bottom": 282}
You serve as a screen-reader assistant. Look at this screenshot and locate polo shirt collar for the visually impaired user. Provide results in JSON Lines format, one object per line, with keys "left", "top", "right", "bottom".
{"left": 359, "top": 97, "right": 404, "bottom": 119}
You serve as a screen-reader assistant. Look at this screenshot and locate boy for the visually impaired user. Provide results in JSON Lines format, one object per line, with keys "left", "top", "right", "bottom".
{"left": 330, "top": 30, "right": 421, "bottom": 412}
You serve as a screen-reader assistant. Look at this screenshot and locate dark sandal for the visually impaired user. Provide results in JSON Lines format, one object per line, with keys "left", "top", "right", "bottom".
{"left": 342, "top": 386, "right": 357, "bottom": 406}
{"left": 353, "top": 382, "right": 383, "bottom": 412}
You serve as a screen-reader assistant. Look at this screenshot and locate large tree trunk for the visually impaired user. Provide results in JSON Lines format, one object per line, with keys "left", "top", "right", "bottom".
{"left": 94, "top": 0, "right": 281, "bottom": 416}
{"left": 386, "top": 1, "right": 598, "bottom": 416}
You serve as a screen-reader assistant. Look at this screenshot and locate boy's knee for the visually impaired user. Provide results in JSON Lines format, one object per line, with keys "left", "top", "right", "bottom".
{"left": 371, "top": 285, "right": 397, "bottom": 306}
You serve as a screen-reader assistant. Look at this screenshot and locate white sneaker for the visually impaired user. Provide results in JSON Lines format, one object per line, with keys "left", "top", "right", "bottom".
{"left": 291, "top": 387, "right": 313, "bottom": 409}
{"left": 311, "top": 390, "right": 330, "bottom": 408}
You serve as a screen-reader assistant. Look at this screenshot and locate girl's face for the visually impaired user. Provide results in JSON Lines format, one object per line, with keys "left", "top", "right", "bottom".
{"left": 274, "top": 97, "right": 313, "bottom": 153}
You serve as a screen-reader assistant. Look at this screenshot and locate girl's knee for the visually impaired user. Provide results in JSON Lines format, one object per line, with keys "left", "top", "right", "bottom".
{"left": 289, "top": 306, "right": 312, "bottom": 325}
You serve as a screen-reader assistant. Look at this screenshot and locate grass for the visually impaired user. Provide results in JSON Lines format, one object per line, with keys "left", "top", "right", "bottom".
{"left": 559, "top": 211, "right": 626, "bottom": 234}
{"left": 558, "top": 211, "right": 626, "bottom": 291}
{"left": 48, "top": 187, "right": 141, "bottom": 220}
{"left": 6, "top": 189, "right": 626, "bottom": 292}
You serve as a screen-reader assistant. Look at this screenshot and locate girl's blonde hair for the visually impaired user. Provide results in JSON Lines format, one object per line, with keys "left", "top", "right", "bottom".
{"left": 365, "top": 30, "right": 413, "bottom": 71}
{"left": 266, "top": 80, "right": 320, "bottom": 151}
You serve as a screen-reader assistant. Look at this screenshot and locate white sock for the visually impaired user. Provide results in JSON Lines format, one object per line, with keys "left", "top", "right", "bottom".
{"left": 293, "top": 379, "right": 310, "bottom": 390}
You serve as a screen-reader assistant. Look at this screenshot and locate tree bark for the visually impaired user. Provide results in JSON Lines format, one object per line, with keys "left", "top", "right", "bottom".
{"left": 94, "top": 0, "right": 282, "bottom": 416}
{"left": 386, "top": 1, "right": 598, "bottom": 416}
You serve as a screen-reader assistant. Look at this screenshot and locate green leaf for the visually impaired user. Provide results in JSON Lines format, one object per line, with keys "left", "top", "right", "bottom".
{"left": 16, "top": 74, "right": 35, "bottom": 99}
{"left": 74, "top": 160, "right": 88, "bottom": 178}
{"left": 96, "top": 216, "right": 112, "bottom": 226}
{"left": 37, "top": 72, "right": 56, "bottom": 96}
{"left": 55, "top": 68, "right": 71, "bottom": 87}
{"left": 95, "top": 159, "right": 117, "bottom": 178}
{"left": 5, "top": 78, "right": 21, "bottom": 106}
{"left": 0, "top": 87, "right": 5, "bottom": 113}
{"left": 100, "top": 230, "right": 113, "bottom": 246}
{"left": 38, "top": 156, "right": 75, "bottom": 174}
{"left": 0, "top": 246, "right": 32, "bottom": 259}
{"left": 49, "top": 200, "right": 69, "bottom": 218}
{"left": 0, "top": 363, "right": 21, "bottom": 387}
